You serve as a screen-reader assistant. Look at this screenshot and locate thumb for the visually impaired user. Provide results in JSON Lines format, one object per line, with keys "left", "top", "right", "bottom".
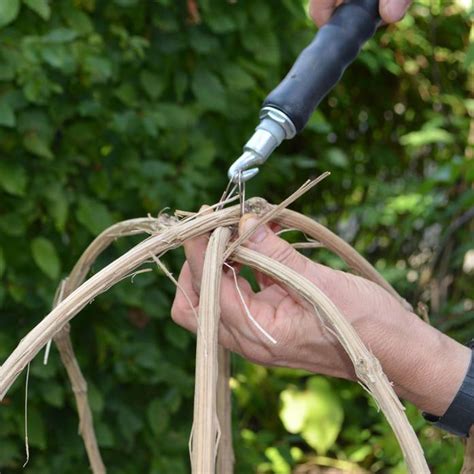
{"left": 239, "top": 214, "right": 310, "bottom": 276}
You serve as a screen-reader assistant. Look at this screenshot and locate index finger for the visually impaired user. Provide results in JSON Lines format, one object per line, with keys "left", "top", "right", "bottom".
{"left": 309, "top": 0, "right": 342, "bottom": 27}
{"left": 182, "top": 205, "right": 212, "bottom": 292}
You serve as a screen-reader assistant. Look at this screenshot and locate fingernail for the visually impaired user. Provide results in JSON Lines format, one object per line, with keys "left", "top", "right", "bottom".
{"left": 240, "top": 215, "right": 267, "bottom": 243}
{"left": 380, "top": 0, "right": 410, "bottom": 22}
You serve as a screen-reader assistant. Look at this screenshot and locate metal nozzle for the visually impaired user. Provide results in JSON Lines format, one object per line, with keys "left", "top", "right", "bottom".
{"left": 228, "top": 107, "right": 296, "bottom": 183}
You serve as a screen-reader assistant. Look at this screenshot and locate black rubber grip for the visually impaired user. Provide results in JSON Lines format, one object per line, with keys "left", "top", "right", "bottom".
{"left": 262, "top": 0, "right": 381, "bottom": 133}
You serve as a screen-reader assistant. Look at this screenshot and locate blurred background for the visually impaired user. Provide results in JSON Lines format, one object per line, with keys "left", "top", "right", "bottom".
{"left": 0, "top": 0, "right": 472, "bottom": 472}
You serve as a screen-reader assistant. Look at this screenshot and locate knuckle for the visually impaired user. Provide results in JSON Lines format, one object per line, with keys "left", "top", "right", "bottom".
{"left": 272, "top": 242, "right": 300, "bottom": 267}
{"left": 285, "top": 245, "right": 311, "bottom": 276}
{"left": 314, "top": 266, "right": 347, "bottom": 299}
{"left": 170, "top": 304, "right": 180, "bottom": 323}
{"left": 171, "top": 297, "right": 185, "bottom": 324}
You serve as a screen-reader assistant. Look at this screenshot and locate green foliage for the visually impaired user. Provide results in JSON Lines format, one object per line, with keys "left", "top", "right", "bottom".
{"left": 0, "top": 0, "right": 472, "bottom": 472}
{"left": 31, "top": 236, "right": 60, "bottom": 279}
{"left": 0, "top": 1, "right": 20, "bottom": 29}
{"left": 280, "top": 377, "right": 343, "bottom": 455}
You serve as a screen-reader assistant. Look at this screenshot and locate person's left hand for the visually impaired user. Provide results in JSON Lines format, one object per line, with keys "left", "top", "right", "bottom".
{"left": 170, "top": 211, "right": 401, "bottom": 381}
{"left": 170, "top": 210, "right": 471, "bottom": 416}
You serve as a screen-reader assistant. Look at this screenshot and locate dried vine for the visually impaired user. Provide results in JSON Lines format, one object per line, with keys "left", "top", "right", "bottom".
{"left": 1, "top": 181, "right": 452, "bottom": 473}
{"left": 50, "top": 218, "right": 164, "bottom": 474}
{"left": 232, "top": 247, "right": 428, "bottom": 473}
{"left": 190, "top": 227, "right": 231, "bottom": 472}
{"left": 462, "top": 429, "right": 474, "bottom": 474}
{"left": 216, "top": 345, "right": 234, "bottom": 473}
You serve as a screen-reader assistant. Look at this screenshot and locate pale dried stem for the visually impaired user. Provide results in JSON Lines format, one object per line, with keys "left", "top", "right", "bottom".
{"left": 191, "top": 228, "right": 231, "bottom": 473}
{"left": 216, "top": 346, "right": 234, "bottom": 474}
{"left": 64, "top": 218, "right": 165, "bottom": 292}
{"left": 462, "top": 429, "right": 474, "bottom": 474}
{"left": 54, "top": 328, "right": 105, "bottom": 474}
{"left": 232, "top": 246, "right": 429, "bottom": 473}
{"left": 52, "top": 218, "right": 162, "bottom": 474}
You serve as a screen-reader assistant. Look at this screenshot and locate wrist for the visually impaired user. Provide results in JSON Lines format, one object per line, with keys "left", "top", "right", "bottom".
{"left": 423, "top": 344, "right": 474, "bottom": 436}
{"left": 366, "top": 310, "right": 471, "bottom": 415}
{"left": 414, "top": 329, "right": 471, "bottom": 416}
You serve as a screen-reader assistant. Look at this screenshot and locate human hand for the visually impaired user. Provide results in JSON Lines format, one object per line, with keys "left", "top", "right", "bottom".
{"left": 309, "top": 0, "right": 412, "bottom": 27}
{"left": 171, "top": 213, "right": 470, "bottom": 415}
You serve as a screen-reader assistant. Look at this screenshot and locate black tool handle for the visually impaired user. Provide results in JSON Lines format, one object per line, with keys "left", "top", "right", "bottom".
{"left": 262, "top": 0, "right": 381, "bottom": 133}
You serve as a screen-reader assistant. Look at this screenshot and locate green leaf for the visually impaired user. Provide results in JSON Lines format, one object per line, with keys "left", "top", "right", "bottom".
{"left": 18, "top": 110, "right": 54, "bottom": 140}
{"left": 0, "top": 0, "right": 20, "bottom": 28}
{"left": 191, "top": 68, "right": 227, "bottom": 112}
{"left": 27, "top": 408, "right": 47, "bottom": 449}
{"left": 42, "top": 27, "right": 77, "bottom": 43}
{"left": 280, "top": 376, "right": 343, "bottom": 454}
{"left": 0, "top": 247, "right": 5, "bottom": 277}
{"left": 43, "top": 184, "right": 69, "bottom": 230}
{"left": 164, "top": 324, "right": 189, "bottom": 349}
{"left": 0, "top": 212, "right": 28, "bottom": 236}
{"left": 306, "top": 110, "right": 332, "bottom": 134}
{"left": 0, "top": 61, "right": 15, "bottom": 81}
{"left": 114, "top": 0, "right": 139, "bottom": 6}
{"left": 83, "top": 55, "right": 113, "bottom": 83}
{"left": 114, "top": 82, "right": 137, "bottom": 107}
{"left": 23, "top": 0, "right": 50, "bottom": 20}
{"left": 0, "top": 439, "right": 20, "bottom": 466}
{"left": 349, "top": 444, "right": 372, "bottom": 463}
{"left": 326, "top": 148, "right": 349, "bottom": 168}
{"left": 400, "top": 127, "right": 454, "bottom": 147}
{"left": 221, "top": 63, "right": 255, "bottom": 91}
{"left": 264, "top": 446, "right": 292, "bottom": 474}
{"left": 31, "top": 237, "right": 61, "bottom": 279}
{"left": 96, "top": 422, "right": 115, "bottom": 448}
{"left": 41, "top": 44, "right": 75, "bottom": 73}
{"left": 50, "top": 196, "right": 68, "bottom": 231}
{"left": 464, "top": 41, "right": 474, "bottom": 69}
{"left": 40, "top": 383, "right": 64, "bottom": 407}
{"left": 0, "top": 99, "right": 15, "bottom": 127}
{"left": 385, "top": 193, "right": 431, "bottom": 214}
{"left": 188, "top": 138, "right": 216, "bottom": 168}
{"left": 147, "top": 398, "right": 170, "bottom": 436}
{"left": 155, "top": 104, "right": 195, "bottom": 129}
{"left": 140, "top": 70, "right": 166, "bottom": 100}
{"left": 76, "top": 197, "right": 114, "bottom": 235}
{"left": 241, "top": 30, "right": 280, "bottom": 66}
{"left": 188, "top": 29, "right": 219, "bottom": 54}
{"left": 118, "top": 407, "right": 143, "bottom": 442}
{"left": 206, "top": 10, "right": 236, "bottom": 34}
{"left": 23, "top": 132, "right": 54, "bottom": 159}
{"left": 0, "top": 162, "right": 27, "bottom": 195}
{"left": 88, "top": 383, "right": 104, "bottom": 413}
{"left": 63, "top": 7, "right": 93, "bottom": 34}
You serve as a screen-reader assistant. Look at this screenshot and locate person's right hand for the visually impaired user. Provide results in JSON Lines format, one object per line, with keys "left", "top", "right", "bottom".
{"left": 309, "top": 0, "right": 412, "bottom": 27}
